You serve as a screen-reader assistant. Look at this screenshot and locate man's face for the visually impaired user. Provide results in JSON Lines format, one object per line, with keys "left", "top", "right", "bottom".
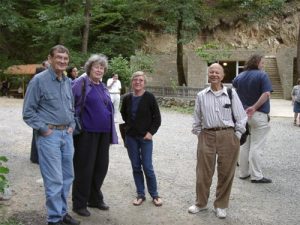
{"left": 208, "top": 64, "right": 224, "bottom": 85}
{"left": 49, "top": 51, "right": 69, "bottom": 74}
{"left": 113, "top": 75, "right": 118, "bottom": 80}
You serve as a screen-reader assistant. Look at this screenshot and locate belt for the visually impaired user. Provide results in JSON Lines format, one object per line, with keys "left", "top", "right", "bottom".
{"left": 48, "top": 124, "right": 68, "bottom": 130}
{"left": 204, "top": 127, "right": 233, "bottom": 131}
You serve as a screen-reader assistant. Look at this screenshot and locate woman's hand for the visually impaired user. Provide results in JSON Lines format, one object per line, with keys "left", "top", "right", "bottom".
{"left": 144, "top": 132, "right": 152, "bottom": 140}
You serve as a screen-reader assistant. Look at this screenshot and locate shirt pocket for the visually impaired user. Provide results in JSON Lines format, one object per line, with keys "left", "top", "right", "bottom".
{"left": 221, "top": 101, "right": 232, "bottom": 121}
{"left": 43, "top": 92, "right": 60, "bottom": 110}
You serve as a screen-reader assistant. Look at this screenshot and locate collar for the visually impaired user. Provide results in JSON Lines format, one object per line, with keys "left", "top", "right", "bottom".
{"left": 49, "top": 66, "right": 67, "bottom": 81}
{"left": 205, "top": 85, "right": 229, "bottom": 96}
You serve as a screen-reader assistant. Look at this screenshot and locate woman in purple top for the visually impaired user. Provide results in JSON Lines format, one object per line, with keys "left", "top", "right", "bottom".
{"left": 71, "top": 54, "right": 118, "bottom": 217}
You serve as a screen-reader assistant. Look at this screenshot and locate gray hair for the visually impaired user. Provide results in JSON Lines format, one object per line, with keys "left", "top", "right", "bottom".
{"left": 84, "top": 54, "right": 108, "bottom": 76}
{"left": 131, "top": 71, "right": 147, "bottom": 84}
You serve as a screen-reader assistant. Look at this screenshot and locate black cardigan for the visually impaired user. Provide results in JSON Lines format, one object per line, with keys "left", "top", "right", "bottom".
{"left": 120, "top": 91, "right": 161, "bottom": 137}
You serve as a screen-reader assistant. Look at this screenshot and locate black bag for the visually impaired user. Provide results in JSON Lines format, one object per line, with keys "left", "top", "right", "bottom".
{"left": 240, "top": 122, "right": 250, "bottom": 146}
{"left": 73, "top": 79, "right": 86, "bottom": 136}
{"left": 227, "top": 88, "right": 250, "bottom": 146}
{"left": 73, "top": 116, "right": 82, "bottom": 136}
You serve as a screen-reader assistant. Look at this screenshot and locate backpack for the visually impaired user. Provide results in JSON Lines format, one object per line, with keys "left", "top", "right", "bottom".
{"left": 227, "top": 88, "right": 250, "bottom": 146}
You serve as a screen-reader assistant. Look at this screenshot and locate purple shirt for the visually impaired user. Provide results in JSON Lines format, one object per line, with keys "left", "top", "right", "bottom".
{"left": 72, "top": 74, "right": 118, "bottom": 144}
{"left": 82, "top": 84, "right": 112, "bottom": 132}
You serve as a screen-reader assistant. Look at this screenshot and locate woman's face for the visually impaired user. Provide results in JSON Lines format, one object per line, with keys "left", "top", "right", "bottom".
{"left": 131, "top": 75, "right": 145, "bottom": 92}
{"left": 71, "top": 67, "right": 78, "bottom": 78}
{"left": 90, "top": 63, "right": 105, "bottom": 83}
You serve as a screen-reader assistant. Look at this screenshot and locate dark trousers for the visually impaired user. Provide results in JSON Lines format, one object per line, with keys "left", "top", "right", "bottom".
{"left": 72, "top": 131, "right": 110, "bottom": 210}
{"left": 30, "top": 130, "right": 39, "bottom": 164}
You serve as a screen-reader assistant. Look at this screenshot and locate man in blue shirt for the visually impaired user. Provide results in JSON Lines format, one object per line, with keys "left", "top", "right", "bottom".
{"left": 233, "top": 54, "right": 273, "bottom": 184}
{"left": 23, "top": 45, "right": 80, "bottom": 225}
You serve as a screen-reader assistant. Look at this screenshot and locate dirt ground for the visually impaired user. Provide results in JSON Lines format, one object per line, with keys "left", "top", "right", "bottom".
{"left": 0, "top": 97, "right": 299, "bottom": 225}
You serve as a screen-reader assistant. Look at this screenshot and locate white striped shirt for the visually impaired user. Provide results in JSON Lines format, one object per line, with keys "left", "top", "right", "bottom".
{"left": 192, "top": 86, "right": 247, "bottom": 138}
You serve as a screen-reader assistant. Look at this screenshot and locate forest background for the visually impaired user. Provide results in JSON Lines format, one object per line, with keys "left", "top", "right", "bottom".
{"left": 1, "top": 0, "right": 300, "bottom": 89}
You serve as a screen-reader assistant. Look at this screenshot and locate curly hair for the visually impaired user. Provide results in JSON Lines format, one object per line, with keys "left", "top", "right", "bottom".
{"left": 84, "top": 54, "right": 108, "bottom": 76}
{"left": 244, "top": 54, "right": 264, "bottom": 70}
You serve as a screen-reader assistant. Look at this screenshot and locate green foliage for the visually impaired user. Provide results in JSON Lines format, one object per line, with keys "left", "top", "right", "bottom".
{"left": 107, "top": 55, "right": 132, "bottom": 87}
{"left": 0, "top": 219, "right": 24, "bottom": 225}
{"left": 130, "top": 50, "right": 154, "bottom": 74}
{"left": 0, "top": 156, "right": 9, "bottom": 194}
{"left": 196, "top": 42, "right": 232, "bottom": 63}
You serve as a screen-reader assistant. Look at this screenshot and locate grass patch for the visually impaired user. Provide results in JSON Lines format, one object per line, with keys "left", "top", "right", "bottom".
{"left": 0, "top": 219, "right": 24, "bottom": 225}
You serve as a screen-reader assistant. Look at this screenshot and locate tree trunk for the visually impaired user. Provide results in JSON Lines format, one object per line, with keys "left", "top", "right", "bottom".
{"left": 82, "top": 0, "right": 91, "bottom": 54}
{"left": 297, "top": 22, "right": 300, "bottom": 78}
{"left": 176, "top": 14, "right": 187, "bottom": 86}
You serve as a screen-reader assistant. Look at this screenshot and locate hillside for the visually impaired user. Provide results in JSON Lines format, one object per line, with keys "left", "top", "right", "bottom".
{"left": 143, "top": 1, "right": 300, "bottom": 55}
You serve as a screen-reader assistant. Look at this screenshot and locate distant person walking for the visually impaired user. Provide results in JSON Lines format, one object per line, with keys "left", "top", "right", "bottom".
{"left": 291, "top": 78, "right": 300, "bottom": 126}
{"left": 107, "top": 74, "right": 121, "bottom": 121}
{"left": 188, "top": 63, "right": 247, "bottom": 219}
{"left": 23, "top": 45, "right": 80, "bottom": 225}
{"left": 120, "top": 71, "right": 162, "bottom": 207}
{"left": 233, "top": 54, "right": 273, "bottom": 184}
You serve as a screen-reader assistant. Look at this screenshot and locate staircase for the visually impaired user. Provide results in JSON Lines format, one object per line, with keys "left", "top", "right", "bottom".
{"left": 264, "top": 57, "right": 283, "bottom": 99}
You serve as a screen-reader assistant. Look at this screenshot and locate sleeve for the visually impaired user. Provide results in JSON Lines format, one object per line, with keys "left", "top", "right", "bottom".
{"left": 261, "top": 73, "right": 273, "bottom": 93}
{"left": 192, "top": 94, "right": 202, "bottom": 135}
{"left": 232, "top": 89, "right": 247, "bottom": 138}
{"left": 148, "top": 95, "right": 161, "bottom": 135}
{"left": 120, "top": 94, "right": 128, "bottom": 123}
{"left": 22, "top": 78, "right": 49, "bottom": 133}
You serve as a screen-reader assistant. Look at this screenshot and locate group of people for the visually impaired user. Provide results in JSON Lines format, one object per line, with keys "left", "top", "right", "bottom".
{"left": 22, "top": 44, "right": 274, "bottom": 224}
{"left": 23, "top": 45, "right": 162, "bottom": 225}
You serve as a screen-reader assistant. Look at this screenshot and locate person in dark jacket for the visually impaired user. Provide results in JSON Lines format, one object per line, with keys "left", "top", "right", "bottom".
{"left": 120, "top": 71, "right": 162, "bottom": 207}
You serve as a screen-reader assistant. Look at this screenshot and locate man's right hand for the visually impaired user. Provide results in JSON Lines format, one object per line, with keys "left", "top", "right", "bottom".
{"left": 42, "top": 129, "right": 53, "bottom": 137}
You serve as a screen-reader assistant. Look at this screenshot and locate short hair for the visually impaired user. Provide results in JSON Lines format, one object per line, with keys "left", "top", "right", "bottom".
{"left": 208, "top": 63, "right": 224, "bottom": 74}
{"left": 49, "top": 45, "right": 69, "bottom": 57}
{"left": 131, "top": 71, "right": 147, "bottom": 84}
{"left": 244, "top": 54, "right": 264, "bottom": 70}
{"left": 297, "top": 78, "right": 300, "bottom": 85}
{"left": 84, "top": 54, "right": 108, "bottom": 76}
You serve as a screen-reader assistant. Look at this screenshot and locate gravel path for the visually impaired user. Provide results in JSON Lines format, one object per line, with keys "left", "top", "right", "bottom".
{"left": 0, "top": 97, "right": 299, "bottom": 225}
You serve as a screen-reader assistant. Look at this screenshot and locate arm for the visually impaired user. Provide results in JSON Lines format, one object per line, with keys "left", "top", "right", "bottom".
{"left": 192, "top": 94, "right": 202, "bottom": 135}
{"left": 107, "top": 78, "right": 115, "bottom": 89}
{"left": 232, "top": 89, "right": 247, "bottom": 138}
{"left": 147, "top": 95, "right": 161, "bottom": 137}
{"left": 120, "top": 94, "right": 128, "bottom": 123}
{"left": 22, "top": 78, "right": 49, "bottom": 134}
{"left": 246, "top": 92, "right": 270, "bottom": 118}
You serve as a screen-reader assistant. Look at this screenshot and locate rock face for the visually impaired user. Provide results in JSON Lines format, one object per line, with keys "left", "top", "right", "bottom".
{"left": 144, "top": 3, "right": 300, "bottom": 55}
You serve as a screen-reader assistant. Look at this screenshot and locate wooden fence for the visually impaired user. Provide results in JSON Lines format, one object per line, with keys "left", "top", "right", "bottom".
{"left": 145, "top": 86, "right": 203, "bottom": 99}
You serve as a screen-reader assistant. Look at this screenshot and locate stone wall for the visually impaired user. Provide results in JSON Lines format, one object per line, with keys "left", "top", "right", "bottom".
{"left": 156, "top": 96, "right": 195, "bottom": 108}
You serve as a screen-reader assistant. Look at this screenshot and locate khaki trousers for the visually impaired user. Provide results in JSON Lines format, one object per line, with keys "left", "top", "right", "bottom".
{"left": 196, "top": 128, "right": 240, "bottom": 209}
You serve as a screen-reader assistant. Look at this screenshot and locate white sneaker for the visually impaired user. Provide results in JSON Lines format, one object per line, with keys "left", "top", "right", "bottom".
{"left": 214, "top": 208, "right": 227, "bottom": 219}
{"left": 188, "top": 205, "right": 208, "bottom": 214}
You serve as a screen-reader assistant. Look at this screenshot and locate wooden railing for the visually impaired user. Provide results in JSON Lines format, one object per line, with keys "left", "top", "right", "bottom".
{"left": 145, "top": 86, "right": 203, "bottom": 99}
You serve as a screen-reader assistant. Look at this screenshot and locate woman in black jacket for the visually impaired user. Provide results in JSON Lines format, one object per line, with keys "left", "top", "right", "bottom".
{"left": 121, "top": 71, "right": 162, "bottom": 207}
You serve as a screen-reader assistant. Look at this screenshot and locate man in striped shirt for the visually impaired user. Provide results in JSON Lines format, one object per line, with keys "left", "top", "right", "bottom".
{"left": 188, "top": 63, "right": 247, "bottom": 219}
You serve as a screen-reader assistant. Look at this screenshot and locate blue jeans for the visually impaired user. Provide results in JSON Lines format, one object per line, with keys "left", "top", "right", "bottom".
{"left": 37, "top": 130, "right": 74, "bottom": 223}
{"left": 125, "top": 135, "right": 158, "bottom": 198}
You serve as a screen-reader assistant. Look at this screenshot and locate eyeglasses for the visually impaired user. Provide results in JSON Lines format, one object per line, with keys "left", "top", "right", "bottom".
{"left": 133, "top": 78, "right": 144, "bottom": 83}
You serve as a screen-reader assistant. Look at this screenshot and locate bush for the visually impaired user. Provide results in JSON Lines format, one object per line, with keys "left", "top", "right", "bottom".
{"left": 0, "top": 156, "right": 9, "bottom": 194}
